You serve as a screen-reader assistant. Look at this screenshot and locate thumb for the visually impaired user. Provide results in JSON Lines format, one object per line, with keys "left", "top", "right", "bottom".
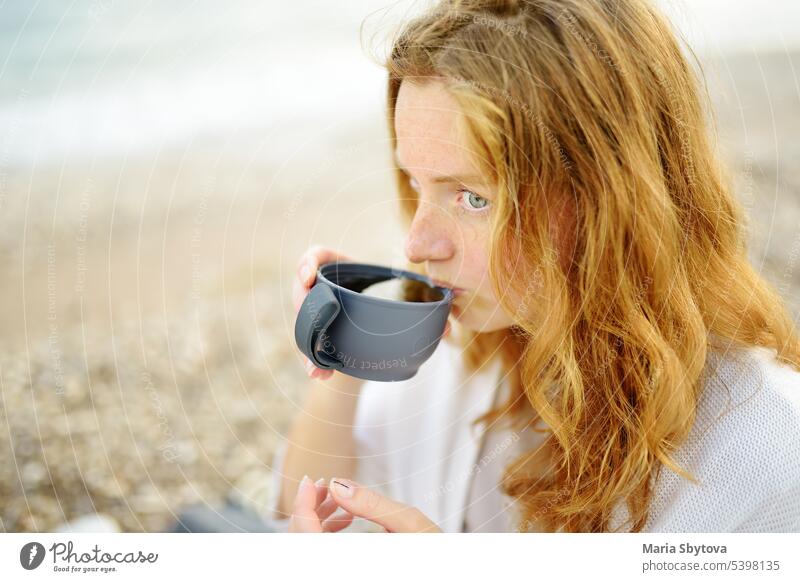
{"left": 327, "top": 478, "right": 436, "bottom": 533}
{"left": 289, "top": 475, "right": 323, "bottom": 533}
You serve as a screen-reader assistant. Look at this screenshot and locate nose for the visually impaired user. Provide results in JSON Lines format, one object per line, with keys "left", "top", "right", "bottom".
{"left": 403, "top": 200, "right": 455, "bottom": 264}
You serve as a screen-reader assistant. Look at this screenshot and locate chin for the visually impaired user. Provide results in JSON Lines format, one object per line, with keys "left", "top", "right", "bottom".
{"left": 451, "top": 304, "right": 513, "bottom": 333}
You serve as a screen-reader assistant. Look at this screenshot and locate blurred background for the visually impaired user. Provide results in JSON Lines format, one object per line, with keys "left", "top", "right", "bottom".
{"left": 1, "top": 0, "right": 798, "bottom": 532}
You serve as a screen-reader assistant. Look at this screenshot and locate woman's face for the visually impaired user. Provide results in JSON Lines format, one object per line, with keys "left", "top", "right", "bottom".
{"left": 394, "top": 79, "right": 518, "bottom": 333}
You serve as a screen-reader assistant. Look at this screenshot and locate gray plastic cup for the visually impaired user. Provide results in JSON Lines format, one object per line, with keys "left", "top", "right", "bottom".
{"left": 294, "top": 261, "right": 454, "bottom": 382}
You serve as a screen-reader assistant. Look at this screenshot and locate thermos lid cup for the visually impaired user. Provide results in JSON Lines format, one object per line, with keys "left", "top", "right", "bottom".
{"left": 294, "top": 262, "right": 453, "bottom": 382}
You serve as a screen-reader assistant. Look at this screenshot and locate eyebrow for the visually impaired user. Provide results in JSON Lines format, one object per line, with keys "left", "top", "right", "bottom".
{"left": 394, "top": 150, "right": 486, "bottom": 186}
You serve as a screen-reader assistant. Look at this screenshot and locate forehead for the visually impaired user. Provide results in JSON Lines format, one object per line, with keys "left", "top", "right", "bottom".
{"left": 394, "top": 79, "right": 469, "bottom": 168}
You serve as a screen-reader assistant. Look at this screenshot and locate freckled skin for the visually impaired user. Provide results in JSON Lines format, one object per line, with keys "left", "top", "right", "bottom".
{"left": 395, "top": 79, "right": 576, "bottom": 333}
{"left": 395, "top": 79, "right": 518, "bottom": 332}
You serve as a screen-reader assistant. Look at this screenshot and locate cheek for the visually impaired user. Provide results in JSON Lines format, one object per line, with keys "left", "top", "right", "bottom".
{"left": 460, "top": 224, "right": 493, "bottom": 292}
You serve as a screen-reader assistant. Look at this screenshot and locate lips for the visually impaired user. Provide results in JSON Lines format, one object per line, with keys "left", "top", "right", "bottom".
{"left": 430, "top": 278, "right": 465, "bottom": 297}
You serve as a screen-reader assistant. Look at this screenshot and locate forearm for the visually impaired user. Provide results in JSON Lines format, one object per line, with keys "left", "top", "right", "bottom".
{"left": 275, "top": 373, "right": 364, "bottom": 518}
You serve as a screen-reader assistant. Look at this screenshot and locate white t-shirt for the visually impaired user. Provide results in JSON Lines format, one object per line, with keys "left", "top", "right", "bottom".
{"left": 265, "top": 338, "right": 800, "bottom": 532}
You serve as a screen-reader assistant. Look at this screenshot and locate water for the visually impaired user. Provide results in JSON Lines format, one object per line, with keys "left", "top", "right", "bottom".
{"left": 0, "top": 0, "right": 390, "bottom": 164}
{"left": 361, "top": 277, "right": 445, "bottom": 303}
{"left": 1, "top": 0, "right": 798, "bottom": 166}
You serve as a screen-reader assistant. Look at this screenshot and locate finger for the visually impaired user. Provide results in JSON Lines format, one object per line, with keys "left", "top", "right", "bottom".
{"left": 296, "top": 255, "right": 321, "bottom": 291}
{"left": 292, "top": 277, "right": 308, "bottom": 312}
{"left": 298, "top": 247, "right": 330, "bottom": 284}
{"left": 295, "top": 247, "right": 349, "bottom": 306}
{"left": 289, "top": 475, "right": 322, "bottom": 533}
{"left": 297, "top": 262, "right": 316, "bottom": 288}
{"left": 314, "top": 478, "right": 328, "bottom": 508}
{"left": 443, "top": 319, "right": 451, "bottom": 337}
{"left": 304, "top": 359, "right": 333, "bottom": 381}
{"left": 322, "top": 510, "right": 354, "bottom": 533}
{"left": 297, "top": 248, "right": 319, "bottom": 284}
{"left": 315, "top": 496, "right": 340, "bottom": 522}
{"left": 301, "top": 246, "right": 351, "bottom": 281}
{"left": 328, "top": 478, "right": 436, "bottom": 533}
{"left": 309, "top": 367, "right": 334, "bottom": 381}
{"left": 307, "top": 245, "right": 349, "bottom": 268}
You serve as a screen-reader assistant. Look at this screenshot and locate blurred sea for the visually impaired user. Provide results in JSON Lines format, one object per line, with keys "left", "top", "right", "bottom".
{"left": 1, "top": 0, "right": 799, "bottom": 165}
{"left": 0, "top": 0, "right": 390, "bottom": 165}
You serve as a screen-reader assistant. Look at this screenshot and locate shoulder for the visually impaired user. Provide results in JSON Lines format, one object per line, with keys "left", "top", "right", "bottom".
{"left": 696, "top": 346, "right": 800, "bottom": 470}
{"left": 691, "top": 346, "right": 800, "bottom": 483}
{"left": 703, "top": 346, "right": 800, "bottom": 531}
{"left": 642, "top": 345, "right": 800, "bottom": 531}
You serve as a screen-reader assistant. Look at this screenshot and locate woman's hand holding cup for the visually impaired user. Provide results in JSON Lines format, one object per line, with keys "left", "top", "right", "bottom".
{"left": 292, "top": 245, "right": 352, "bottom": 380}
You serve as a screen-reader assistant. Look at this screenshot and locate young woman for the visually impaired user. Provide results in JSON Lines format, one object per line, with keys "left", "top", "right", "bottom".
{"left": 274, "top": 0, "right": 800, "bottom": 533}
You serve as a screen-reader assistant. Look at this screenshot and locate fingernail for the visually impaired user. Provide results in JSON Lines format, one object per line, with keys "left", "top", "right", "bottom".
{"left": 300, "top": 264, "right": 311, "bottom": 283}
{"left": 331, "top": 478, "right": 354, "bottom": 498}
{"left": 314, "top": 478, "right": 326, "bottom": 487}
{"left": 297, "top": 474, "right": 310, "bottom": 493}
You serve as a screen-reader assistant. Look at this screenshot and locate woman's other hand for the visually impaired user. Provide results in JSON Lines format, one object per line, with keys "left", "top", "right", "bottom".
{"left": 288, "top": 476, "right": 354, "bottom": 533}
{"left": 288, "top": 476, "right": 442, "bottom": 533}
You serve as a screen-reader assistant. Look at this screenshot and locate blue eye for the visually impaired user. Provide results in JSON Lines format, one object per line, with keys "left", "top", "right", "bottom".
{"left": 460, "top": 189, "right": 489, "bottom": 210}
